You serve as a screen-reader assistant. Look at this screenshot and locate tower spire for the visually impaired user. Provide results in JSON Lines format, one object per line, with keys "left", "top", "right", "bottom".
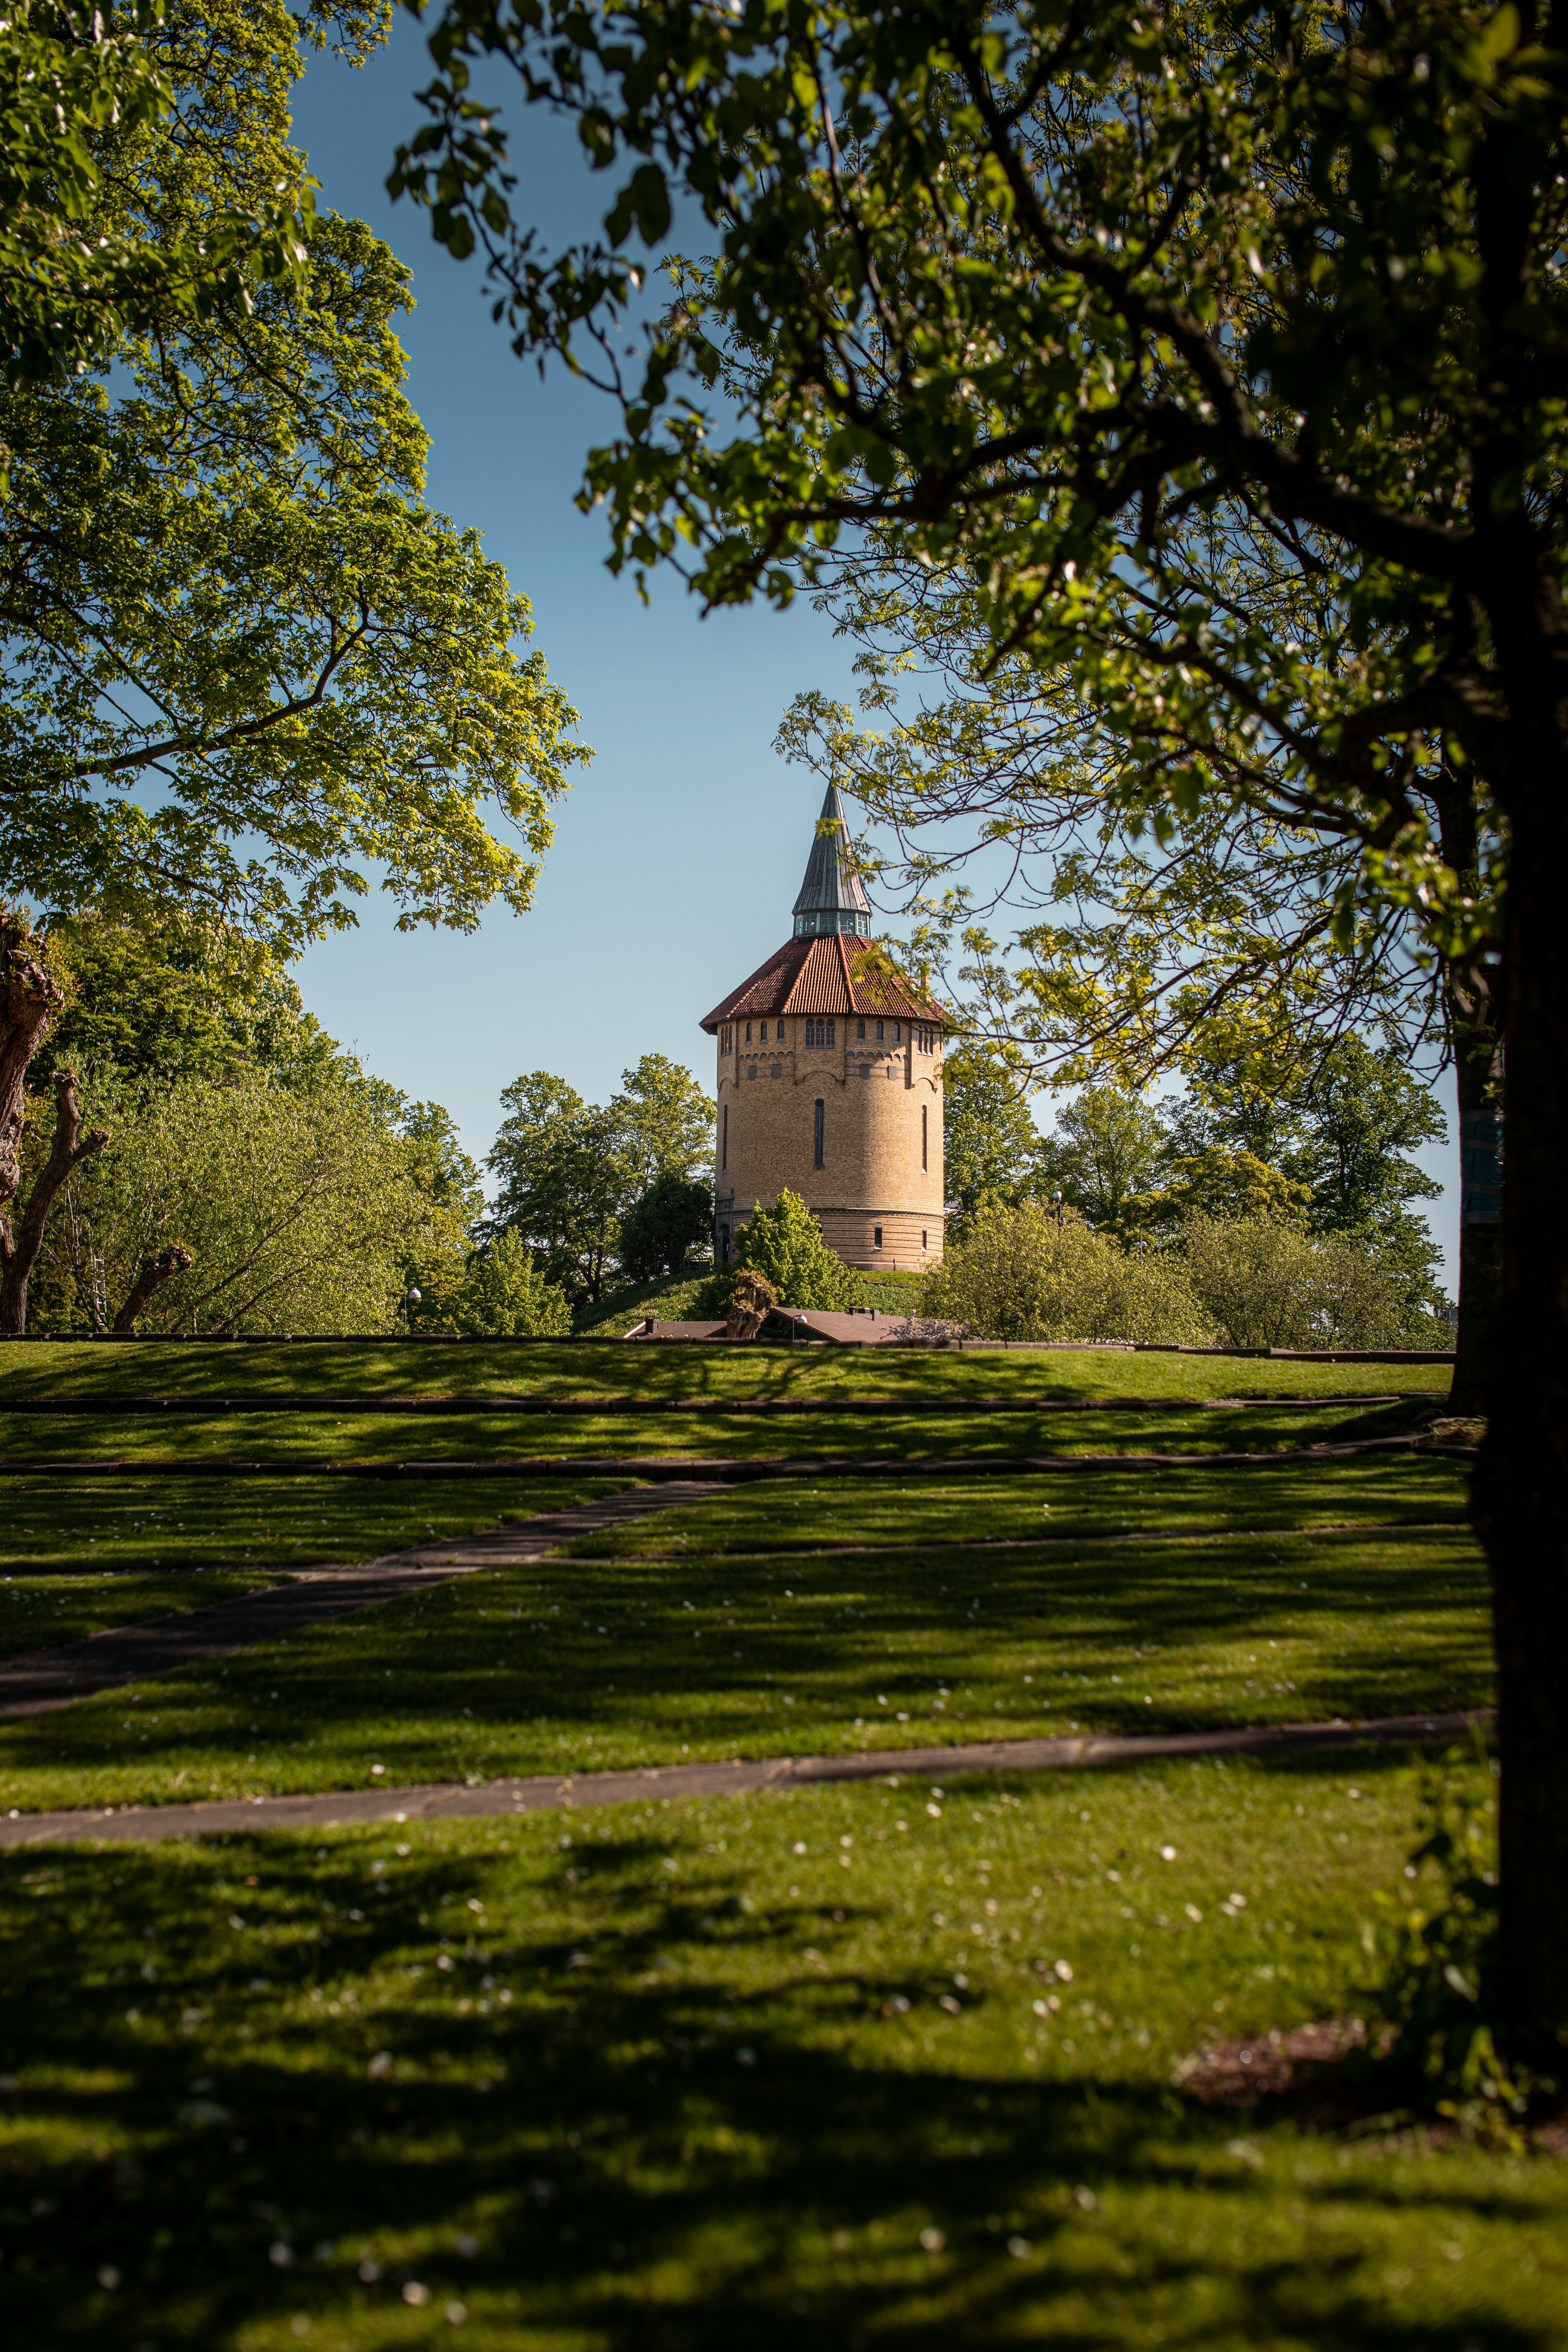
{"left": 792, "top": 784, "right": 872, "bottom": 939}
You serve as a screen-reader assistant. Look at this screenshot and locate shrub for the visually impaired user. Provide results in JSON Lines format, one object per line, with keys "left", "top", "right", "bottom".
{"left": 924, "top": 1202, "right": 1210, "bottom": 1343}
{"left": 692, "top": 1190, "right": 860, "bottom": 1315}
{"left": 1182, "top": 1214, "right": 1443, "bottom": 1349}
{"left": 452, "top": 1229, "right": 573, "bottom": 1336}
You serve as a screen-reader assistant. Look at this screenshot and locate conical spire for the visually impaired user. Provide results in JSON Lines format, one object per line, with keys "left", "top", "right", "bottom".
{"left": 792, "top": 784, "right": 872, "bottom": 939}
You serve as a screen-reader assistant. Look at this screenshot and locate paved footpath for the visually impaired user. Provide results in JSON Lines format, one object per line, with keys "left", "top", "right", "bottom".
{"left": 0, "top": 1709, "right": 1490, "bottom": 1849}
{"left": 0, "top": 1434, "right": 1475, "bottom": 1479}
{"left": 0, "top": 1482, "right": 723, "bottom": 1723}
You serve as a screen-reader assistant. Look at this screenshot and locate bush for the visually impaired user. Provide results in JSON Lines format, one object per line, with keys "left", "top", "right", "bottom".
{"left": 1182, "top": 1214, "right": 1445, "bottom": 1349}
{"left": 924, "top": 1202, "right": 1210, "bottom": 1343}
{"left": 452, "top": 1230, "right": 572, "bottom": 1336}
{"left": 692, "top": 1191, "right": 860, "bottom": 1315}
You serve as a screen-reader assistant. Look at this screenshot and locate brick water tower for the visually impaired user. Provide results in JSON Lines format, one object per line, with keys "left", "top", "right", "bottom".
{"left": 701, "top": 787, "right": 949, "bottom": 1270}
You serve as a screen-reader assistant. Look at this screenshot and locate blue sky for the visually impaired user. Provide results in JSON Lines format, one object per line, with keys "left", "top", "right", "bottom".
{"left": 288, "top": 23, "right": 1460, "bottom": 1277}
{"left": 290, "top": 21, "right": 861, "bottom": 1135}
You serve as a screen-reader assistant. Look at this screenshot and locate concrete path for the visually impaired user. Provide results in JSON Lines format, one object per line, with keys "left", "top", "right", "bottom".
{"left": 0, "top": 1436, "right": 1475, "bottom": 1479}
{"left": 0, "top": 1392, "right": 1407, "bottom": 1415}
{"left": 0, "top": 1483, "right": 722, "bottom": 1723}
{"left": 0, "top": 1709, "right": 1490, "bottom": 1848}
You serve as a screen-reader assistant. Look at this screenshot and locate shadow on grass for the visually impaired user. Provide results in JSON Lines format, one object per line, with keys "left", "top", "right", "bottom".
{"left": 0, "top": 1508, "right": 1493, "bottom": 1812}
{"left": 0, "top": 1811, "right": 1555, "bottom": 2350}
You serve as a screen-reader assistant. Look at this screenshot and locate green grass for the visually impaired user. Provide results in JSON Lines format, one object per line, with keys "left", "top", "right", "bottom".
{"left": 0, "top": 1393, "right": 1442, "bottom": 1470}
{"left": 564, "top": 1456, "right": 1473, "bottom": 1554}
{"left": 3, "top": 1755, "right": 1563, "bottom": 2350}
{"left": 0, "top": 1463, "right": 1490, "bottom": 1814}
{"left": 0, "top": 1476, "right": 628, "bottom": 1668}
{"left": 2, "top": 1338, "right": 1544, "bottom": 2350}
{"left": 0, "top": 1337, "right": 1454, "bottom": 1406}
{"left": 0, "top": 1571, "right": 280, "bottom": 1664}
{"left": 573, "top": 1271, "right": 715, "bottom": 1335}
{"left": 0, "top": 1475, "right": 630, "bottom": 1580}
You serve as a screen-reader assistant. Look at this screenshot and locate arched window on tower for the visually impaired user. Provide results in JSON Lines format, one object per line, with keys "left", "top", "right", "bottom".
{"left": 922, "top": 1103, "right": 928, "bottom": 1171}
{"left": 813, "top": 1098, "right": 825, "bottom": 1168}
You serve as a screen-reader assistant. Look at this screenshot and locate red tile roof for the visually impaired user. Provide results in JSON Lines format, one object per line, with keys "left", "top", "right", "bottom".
{"left": 700, "top": 935, "right": 948, "bottom": 1031}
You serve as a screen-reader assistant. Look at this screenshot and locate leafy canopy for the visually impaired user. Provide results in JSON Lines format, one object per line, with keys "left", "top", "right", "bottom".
{"left": 3, "top": 0, "right": 586, "bottom": 951}
{"left": 0, "top": 0, "right": 326, "bottom": 386}
{"left": 392, "top": 0, "right": 1566, "bottom": 975}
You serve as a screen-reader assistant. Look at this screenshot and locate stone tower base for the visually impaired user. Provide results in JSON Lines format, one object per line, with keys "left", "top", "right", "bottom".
{"left": 815, "top": 1207, "right": 942, "bottom": 1272}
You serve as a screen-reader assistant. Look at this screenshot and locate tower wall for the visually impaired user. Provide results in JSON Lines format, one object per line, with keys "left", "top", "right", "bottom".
{"left": 714, "top": 1018, "right": 945, "bottom": 1269}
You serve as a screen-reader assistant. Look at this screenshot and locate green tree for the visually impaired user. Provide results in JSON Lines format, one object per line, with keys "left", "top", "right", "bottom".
{"left": 1037, "top": 1087, "right": 1171, "bottom": 1229}
{"left": 396, "top": 0, "right": 1568, "bottom": 2020}
{"left": 619, "top": 1171, "right": 714, "bottom": 1281}
{"left": 33, "top": 910, "right": 338, "bottom": 1091}
{"left": 778, "top": 557, "right": 1497, "bottom": 1372}
{"left": 0, "top": 0, "right": 588, "bottom": 1331}
{"left": 1183, "top": 1215, "right": 1445, "bottom": 1352}
{"left": 733, "top": 1190, "right": 859, "bottom": 1312}
{"left": 609, "top": 1054, "right": 714, "bottom": 1189}
{"left": 447, "top": 1227, "right": 572, "bottom": 1337}
{"left": 1124, "top": 1147, "right": 1311, "bottom": 1236}
{"left": 486, "top": 1072, "right": 633, "bottom": 1308}
{"left": 23, "top": 1063, "right": 448, "bottom": 1334}
{"left": 940, "top": 1044, "right": 1042, "bottom": 1228}
{"left": 0, "top": 0, "right": 317, "bottom": 387}
{"left": 1286, "top": 1040, "right": 1447, "bottom": 1243}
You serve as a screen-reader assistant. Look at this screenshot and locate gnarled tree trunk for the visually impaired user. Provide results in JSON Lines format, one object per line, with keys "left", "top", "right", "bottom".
{"left": 0, "top": 1067, "right": 110, "bottom": 1336}
{"left": 1, "top": 913, "right": 63, "bottom": 1211}
{"left": 112, "top": 1245, "right": 194, "bottom": 1334}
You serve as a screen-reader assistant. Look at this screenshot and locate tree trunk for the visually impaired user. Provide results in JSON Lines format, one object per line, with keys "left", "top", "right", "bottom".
{"left": 111, "top": 1244, "right": 194, "bottom": 1334}
{"left": 1470, "top": 728, "right": 1568, "bottom": 2041}
{"left": 1447, "top": 962, "right": 1504, "bottom": 1417}
{"left": 1, "top": 915, "right": 63, "bottom": 1210}
{"left": 0, "top": 1069, "right": 110, "bottom": 1337}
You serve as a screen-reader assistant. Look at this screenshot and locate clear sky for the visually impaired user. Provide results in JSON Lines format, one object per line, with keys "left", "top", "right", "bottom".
{"left": 288, "top": 23, "right": 1460, "bottom": 1278}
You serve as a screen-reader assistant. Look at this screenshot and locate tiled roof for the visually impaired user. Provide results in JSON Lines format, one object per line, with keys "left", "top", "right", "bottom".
{"left": 700, "top": 934, "right": 948, "bottom": 1030}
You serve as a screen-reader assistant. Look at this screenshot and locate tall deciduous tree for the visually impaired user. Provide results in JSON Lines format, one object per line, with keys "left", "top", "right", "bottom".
{"left": 777, "top": 571, "right": 1497, "bottom": 1386}
{"left": 393, "top": 0, "right": 1568, "bottom": 2026}
{"left": 0, "top": 0, "right": 587, "bottom": 1329}
{"left": 619, "top": 1171, "right": 714, "bottom": 1280}
{"left": 487, "top": 1072, "right": 635, "bottom": 1307}
{"left": 940, "top": 1043, "right": 1043, "bottom": 1227}
{"left": 0, "top": 0, "right": 314, "bottom": 386}
{"left": 609, "top": 1053, "right": 714, "bottom": 1189}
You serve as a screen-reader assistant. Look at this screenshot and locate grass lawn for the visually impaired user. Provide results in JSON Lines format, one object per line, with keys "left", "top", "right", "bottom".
{"left": 0, "top": 1476, "right": 630, "bottom": 1670}
{"left": 4, "top": 1339, "right": 1552, "bottom": 2352}
{"left": 0, "top": 1338, "right": 1455, "bottom": 1407}
{"left": 0, "top": 1463, "right": 1488, "bottom": 1815}
{"left": 2, "top": 1753, "right": 1563, "bottom": 2350}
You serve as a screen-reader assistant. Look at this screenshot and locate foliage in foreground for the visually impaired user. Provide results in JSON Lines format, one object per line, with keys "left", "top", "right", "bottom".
{"left": 1364, "top": 1757, "right": 1563, "bottom": 2141}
